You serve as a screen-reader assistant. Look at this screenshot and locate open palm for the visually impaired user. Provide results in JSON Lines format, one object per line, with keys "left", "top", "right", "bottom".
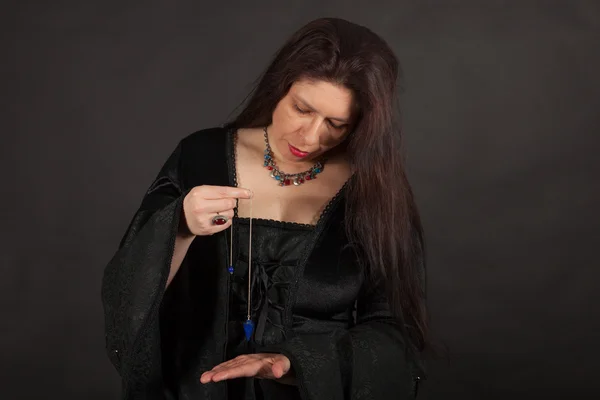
{"left": 200, "top": 353, "right": 295, "bottom": 385}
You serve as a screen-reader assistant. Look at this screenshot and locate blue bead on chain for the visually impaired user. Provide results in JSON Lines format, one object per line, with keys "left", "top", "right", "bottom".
{"left": 243, "top": 319, "right": 255, "bottom": 341}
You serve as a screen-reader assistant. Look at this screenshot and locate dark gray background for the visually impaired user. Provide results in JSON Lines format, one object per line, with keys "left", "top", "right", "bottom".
{"left": 2, "top": 1, "right": 599, "bottom": 399}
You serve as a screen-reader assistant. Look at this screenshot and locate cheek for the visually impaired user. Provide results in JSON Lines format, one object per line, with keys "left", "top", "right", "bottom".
{"left": 272, "top": 104, "right": 288, "bottom": 126}
{"left": 320, "top": 131, "right": 348, "bottom": 149}
{"left": 272, "top": 106, "right": 303, "bottom": 131}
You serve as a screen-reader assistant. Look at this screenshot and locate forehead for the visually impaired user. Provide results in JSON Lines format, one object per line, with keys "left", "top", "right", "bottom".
{"left": 288, "top": 79, "right": 354, "bottom": 117}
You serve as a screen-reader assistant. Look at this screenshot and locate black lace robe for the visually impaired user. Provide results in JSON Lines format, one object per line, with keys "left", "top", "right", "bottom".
{"left": 101, "top": 127, "right": 425, "bottom": 399}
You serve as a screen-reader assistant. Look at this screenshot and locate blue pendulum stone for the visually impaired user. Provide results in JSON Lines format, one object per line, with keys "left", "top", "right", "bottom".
{"left": 227, "top": 265, "right": 234, "bottom": 274}
{"left": 243, "top": 319, "right": 255, "bottom": 341}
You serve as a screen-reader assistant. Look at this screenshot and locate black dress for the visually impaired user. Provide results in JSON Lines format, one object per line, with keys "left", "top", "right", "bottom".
{"left": 101, "top": 127, "right": 425, "bottom": 400}
{"left": 226, "top": 217, "right": 313, "bottom": 400}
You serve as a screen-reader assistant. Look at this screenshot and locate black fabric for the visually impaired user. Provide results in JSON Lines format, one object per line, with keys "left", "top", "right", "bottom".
{"left": 101, "top": 126, "right": 425, "bottom": 400}
{"left": 227, "top": 219, "right": 312, "bottom": 399}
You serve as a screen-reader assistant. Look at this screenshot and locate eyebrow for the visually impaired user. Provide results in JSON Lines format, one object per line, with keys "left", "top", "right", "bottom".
{"left": 294, "top": 95, "right": 349, "bottom": 123}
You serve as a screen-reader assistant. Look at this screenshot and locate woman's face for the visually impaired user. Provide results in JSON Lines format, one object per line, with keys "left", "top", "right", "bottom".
{"left": 269, "top": 78, "right": 355, "bottom": 165}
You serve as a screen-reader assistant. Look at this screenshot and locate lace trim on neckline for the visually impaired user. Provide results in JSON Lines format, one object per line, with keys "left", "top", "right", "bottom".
{"left": 236, "top": 216, "right": 315, "bottom": 230}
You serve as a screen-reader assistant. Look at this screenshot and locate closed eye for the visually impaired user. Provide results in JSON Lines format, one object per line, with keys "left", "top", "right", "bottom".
{"left": 294, "top": 104, "right": 309, "bottom": 114}
{"left": 295, "top": 103, "right": 345, "bottom": 129}
{"left": 327, "top": 120, "right": 343, "bottom": 129}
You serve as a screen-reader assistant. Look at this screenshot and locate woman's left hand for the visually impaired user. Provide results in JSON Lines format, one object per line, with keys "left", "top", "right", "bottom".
{"left": 200, "top": 353, "right": 295, "bottom": 385}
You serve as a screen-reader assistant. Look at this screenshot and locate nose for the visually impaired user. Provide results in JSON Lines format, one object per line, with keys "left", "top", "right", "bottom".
{"left": 301, "top": 118, "right": 324, "bottom": 148}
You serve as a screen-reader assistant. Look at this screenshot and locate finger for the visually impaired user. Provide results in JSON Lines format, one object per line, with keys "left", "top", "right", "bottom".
{"left": 202, "top": 208, "right": 236, "bottom": 233}
{"left": 201, "top": 366, "right": 227, "bottom": 383}
{"left": 204, "top": 217, "right": 233, "bottom": 235}
{"left": 200, "top": 372, "right": 213, "bottom": 384}
{"left": 201, "top": 367, "right": 231, "bottom": 384}
{"left": 190, "top": 198, "right": 237, "bottom": 215}
{"left": 195, "top": 209, "right": 235, "bottom": 231}
{"left": 200, "top": 356, "right": 248, "bottom": 383}
{"left": 271, "top": 362, "right": 285, "bottom": 379}
{"left": 202, "top": 363, "right": 248, "bottom": 383}
{"left": 197, "top": 185, "right": 253, "bottom": 200}
{"left": 272, "top": 357, "right": 291, "bottom": 378}
{"left": 212, "top": 361, "right": 265, "bottom": 382}
{"left": 214, "top": 209, "right": 235, "bottom": 220}
{"left": 208, "top": 355, "right": 266, "bottom": 382}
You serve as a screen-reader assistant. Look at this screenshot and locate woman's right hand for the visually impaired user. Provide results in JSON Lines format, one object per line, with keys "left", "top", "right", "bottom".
{"left": 181, "top": 185, "right": 253, "bottom": 236}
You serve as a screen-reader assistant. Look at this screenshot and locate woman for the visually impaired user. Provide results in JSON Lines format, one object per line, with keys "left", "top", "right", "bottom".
{"left": 102, "top": 17, "right": 428, "bottom": 400}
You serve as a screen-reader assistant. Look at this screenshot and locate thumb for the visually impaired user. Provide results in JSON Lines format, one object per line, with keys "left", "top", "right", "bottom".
{"left": 272, "top": 355, "right": 291, "bottom": 378}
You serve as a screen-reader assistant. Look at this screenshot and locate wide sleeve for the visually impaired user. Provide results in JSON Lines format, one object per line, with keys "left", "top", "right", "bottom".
{"left": 101, "top": 140, "right": 188, "bottom": 397}
{"left": 258, "top": 278, "right": 425, "bottom": 400}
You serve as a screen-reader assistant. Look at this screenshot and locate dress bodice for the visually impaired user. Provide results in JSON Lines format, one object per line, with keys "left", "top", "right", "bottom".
{"left": 227, "top": 218, "right": 314, "bottom": 354}
{"left": 226, "top": 218, "right": 313, "bottom": 399}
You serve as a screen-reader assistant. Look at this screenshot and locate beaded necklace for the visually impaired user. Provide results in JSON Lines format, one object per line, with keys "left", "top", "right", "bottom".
{"left": 263, "top": 126, "right": 325, "bottom": 186}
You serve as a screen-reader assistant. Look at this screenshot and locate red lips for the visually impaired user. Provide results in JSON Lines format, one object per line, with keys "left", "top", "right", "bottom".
{"left": 288, "top": 144, "right": 309, "bottom": 158}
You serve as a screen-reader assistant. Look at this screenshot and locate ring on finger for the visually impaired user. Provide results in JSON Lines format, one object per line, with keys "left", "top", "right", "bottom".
{"left": 212, "top": 214, "right": 229, "bottom": 226}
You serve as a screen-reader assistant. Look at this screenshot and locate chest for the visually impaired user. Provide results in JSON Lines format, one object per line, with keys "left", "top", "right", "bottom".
{"left": 234, "top": 146, "right": 348, "bottom": 226}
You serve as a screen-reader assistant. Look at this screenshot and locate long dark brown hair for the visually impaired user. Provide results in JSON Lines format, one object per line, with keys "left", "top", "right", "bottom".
{"left": 226, "top": 17, "right": 429, "bottom": 353}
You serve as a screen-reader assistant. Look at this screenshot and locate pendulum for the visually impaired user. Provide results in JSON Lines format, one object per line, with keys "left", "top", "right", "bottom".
{"left": 243, "top": 195, "right": 255, "bottom": 341}
{"left": 228, "top": 221, "right": 234, "bottom": 275}
{"left": 243, "top": 318, "right": 255, "bottom": 342}
{"left": 228, "top": 195, "right": 255, "bottom": 341}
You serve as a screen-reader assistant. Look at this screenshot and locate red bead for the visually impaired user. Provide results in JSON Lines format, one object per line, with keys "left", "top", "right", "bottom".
{"left": 284, "top": 179, "right": 291, "bottom": 185}
{"left": 267, "top": 166, "right": 273, "bottom": 170}
{"left": 299, "top": 178, "right": 304, "bottom": 184}
{"left": 305, "top": 175, "right": 311, "bottom": 180}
